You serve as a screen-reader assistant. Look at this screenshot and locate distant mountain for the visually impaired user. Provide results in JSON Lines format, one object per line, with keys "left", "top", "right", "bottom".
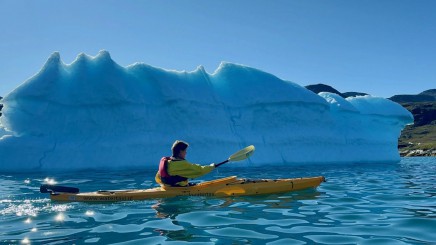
{"left": 342, "top": 92, "right": 368, "bottom": 98}
{"left": 305, "top": 83, "right": 368, "bottom": 98}
{"left": 389, "top": 89, "right": 436, "bottom": 103}
{"left": 420, "top": 89, "right": 436, "bottom": 98}
{"left": 305, "top": 84, "right": 342, "bottom": 96}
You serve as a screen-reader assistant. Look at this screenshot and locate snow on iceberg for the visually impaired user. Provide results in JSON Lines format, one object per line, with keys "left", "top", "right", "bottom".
{"left": 0, "top": 51, "right": 413, "bottom": 171}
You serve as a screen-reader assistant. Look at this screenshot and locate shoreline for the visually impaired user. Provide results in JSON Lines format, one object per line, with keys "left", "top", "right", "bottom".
{"left": 399, "top": 148, "right": 436, "bottom": 157}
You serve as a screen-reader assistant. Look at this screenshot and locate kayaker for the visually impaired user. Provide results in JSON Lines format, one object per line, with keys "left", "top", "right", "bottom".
{"left": 155, "top": 140, "right": 215, "bottom": 187}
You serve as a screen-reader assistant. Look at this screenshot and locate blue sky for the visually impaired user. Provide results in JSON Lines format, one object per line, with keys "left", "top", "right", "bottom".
{"left": 0, "top": 0, "right": 435, "bottom": 98}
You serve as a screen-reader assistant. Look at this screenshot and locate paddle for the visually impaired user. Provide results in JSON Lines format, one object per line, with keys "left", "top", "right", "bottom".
{"left": 214, "top": 145, "right": 255, "bottom": 167}
{"left": 40, "top": 184, "right": 80, "bottom": 194}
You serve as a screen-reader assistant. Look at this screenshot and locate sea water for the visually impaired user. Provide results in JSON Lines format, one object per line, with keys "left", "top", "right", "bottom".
{"left": 1, "top": 157, "right": 435, "bottom": 244}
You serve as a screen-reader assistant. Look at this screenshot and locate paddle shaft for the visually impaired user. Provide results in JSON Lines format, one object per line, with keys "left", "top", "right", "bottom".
{"left": 40, "top": 184, "right": 80, "bottom": 194}
{"left": 215, "top": 160, "right": 229, "bottom": 168}
{"left": 214, "top": 145, "right": 255, "bottom": 168}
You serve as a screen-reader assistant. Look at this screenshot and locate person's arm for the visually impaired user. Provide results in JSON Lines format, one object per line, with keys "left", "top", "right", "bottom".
{"left": 168, "top": 160, "right": 215, "bottom": 179}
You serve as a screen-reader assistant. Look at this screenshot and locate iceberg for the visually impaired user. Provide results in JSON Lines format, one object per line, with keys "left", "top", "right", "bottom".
{"left": 0, "top": 51, "right": 413, "bottom": 171}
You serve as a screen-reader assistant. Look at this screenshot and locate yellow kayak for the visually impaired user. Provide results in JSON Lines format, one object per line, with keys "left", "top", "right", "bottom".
{"left": 41, "top": 176, "right": 325, "bottom": 202}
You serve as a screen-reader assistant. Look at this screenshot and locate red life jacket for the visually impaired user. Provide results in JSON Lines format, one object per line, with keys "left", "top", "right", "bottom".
{"left": 158, "top": 156, "right": 188, "bottom": 186}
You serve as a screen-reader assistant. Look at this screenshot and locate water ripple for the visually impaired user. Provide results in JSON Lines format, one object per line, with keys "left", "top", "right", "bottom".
{"left": 0, "top": 158, "right": 435, "bottom": 244}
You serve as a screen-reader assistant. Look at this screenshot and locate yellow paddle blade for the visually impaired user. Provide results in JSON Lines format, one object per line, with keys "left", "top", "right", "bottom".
{"left": 228, "top": 145, "right": 255, "bottom": 162}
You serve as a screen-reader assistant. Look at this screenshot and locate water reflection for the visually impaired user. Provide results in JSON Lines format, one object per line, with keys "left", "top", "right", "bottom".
{"left": 150, "top": 189, "right": 324, "bottom": 242}
{"left": 151, "top": 197, "right": 196, "bottom": 241}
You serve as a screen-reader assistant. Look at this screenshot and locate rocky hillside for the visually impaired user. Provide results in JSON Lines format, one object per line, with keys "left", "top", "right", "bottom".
{"left": 306, "top": 84, "right": 436, "bottom": 157}
{"left": 390, "top": 90, "right": 436, "bottom": 157}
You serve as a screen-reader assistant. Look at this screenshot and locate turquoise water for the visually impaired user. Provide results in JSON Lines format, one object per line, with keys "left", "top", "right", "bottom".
{"left": 1, "top": 157, "right": 435, "bottom": 244}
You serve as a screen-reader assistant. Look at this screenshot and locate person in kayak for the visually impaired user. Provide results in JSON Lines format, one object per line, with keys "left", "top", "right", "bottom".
{"left": 155, "top": 140, "right": 215, "bottom": 187}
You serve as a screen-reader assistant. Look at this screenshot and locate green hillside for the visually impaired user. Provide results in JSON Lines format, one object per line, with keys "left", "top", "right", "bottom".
{"left": 398, "top": 102, "right": 436, "bottom": 156}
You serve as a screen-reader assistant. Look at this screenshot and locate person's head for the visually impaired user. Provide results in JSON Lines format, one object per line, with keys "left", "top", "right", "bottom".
{"left": 171, "top": 140, "right": 189, "bottom": 159}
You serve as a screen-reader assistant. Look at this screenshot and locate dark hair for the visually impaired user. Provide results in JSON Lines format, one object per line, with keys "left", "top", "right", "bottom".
{"left": 171, "top": 140, "right": 189, "bottom": 158}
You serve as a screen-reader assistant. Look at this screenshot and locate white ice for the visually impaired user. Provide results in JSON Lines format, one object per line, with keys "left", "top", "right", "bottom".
{"left": 0, "top": 51, "right": 413, "bottom": 171}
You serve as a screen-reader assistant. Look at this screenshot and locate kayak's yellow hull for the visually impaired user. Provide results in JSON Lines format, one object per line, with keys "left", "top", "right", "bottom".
{"left": 49, "top": 176, "right": 325, "bottom": 202}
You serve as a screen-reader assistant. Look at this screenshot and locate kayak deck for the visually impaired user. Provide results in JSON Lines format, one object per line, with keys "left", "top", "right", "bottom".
{"left": 48, "top": 176, "right": 325, "bottom": 202}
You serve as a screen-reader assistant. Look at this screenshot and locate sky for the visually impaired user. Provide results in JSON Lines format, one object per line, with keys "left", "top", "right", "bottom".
{"left": 0, "top": 0, "right": 435, "bottom": 98}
